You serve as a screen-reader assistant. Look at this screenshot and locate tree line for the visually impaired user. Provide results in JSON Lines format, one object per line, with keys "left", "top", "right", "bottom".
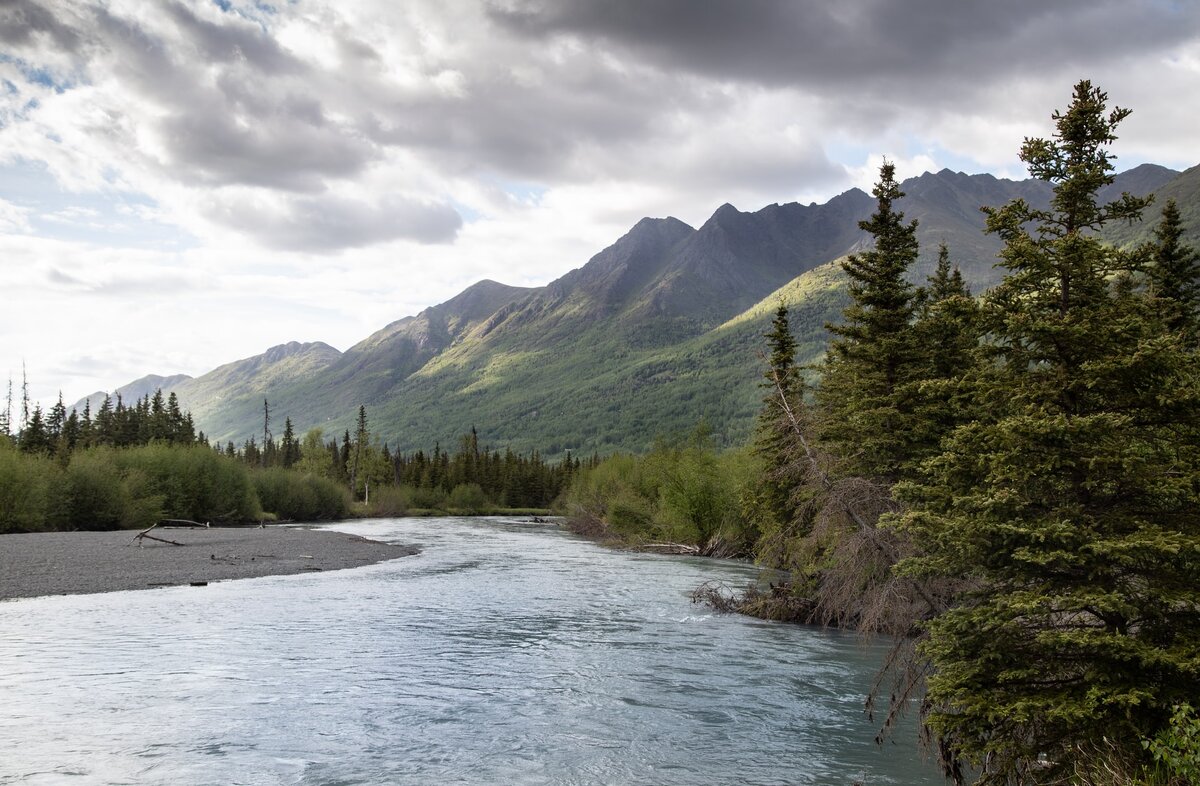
{"left": 2, "top": 389, "right": 201, "bottom": 456}
{"left": 1, "top": 384, "right": 576, "bottom": 533}
{"left": 563, "top": 81, "right": 1200, "bottom": 784}
{"left": 213, "top": 402, "right": 583, "bottom": 511}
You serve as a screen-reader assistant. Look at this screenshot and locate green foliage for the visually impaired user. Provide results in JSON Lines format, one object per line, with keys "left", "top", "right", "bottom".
{"left": 752, "top": 303, "right": 805, "bottom": 536}
{"left": 448, "top": 482, "right": 488, "bottom": 513}
{"left": 563, "top": 430, "right": 757, "bottom": 553}
{"left": 1149, "top": 199, "right": 1200, "bottom": 341}
{"left": 894, "top": 80, "right": 1200, "bottom": 783}
{"left": 1143, "top": 704, "right": 1200, "bottom": 785}
{"left": 0, "top": 441, "right": 275, "bottom": 531}
{"left": 818, "top": 161, "right": 923, "bottom": 481}
{"left": 365, "top": 484, "right": 412, "bottom": 517}
{"left": 0, "top": 440, "right": 53, "bottom": 532}
{"left": 296, "top": 427, "right": 335, "bottom": 478}
{"left": 407, "top": 484, "right": 447, "bottom": 510}
{"left": 58, "top": 448, "right": 159, "bottom": 531}
{"left": 252, "top": 467, "right": 350, "bottom": 521}
{"left": 114, "top": 443, "right": 262, "bottom": 523}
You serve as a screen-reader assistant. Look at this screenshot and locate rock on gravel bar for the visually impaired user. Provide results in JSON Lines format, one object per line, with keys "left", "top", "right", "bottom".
{"left": 0, "top": 526, "right": 418, "bottom": 600}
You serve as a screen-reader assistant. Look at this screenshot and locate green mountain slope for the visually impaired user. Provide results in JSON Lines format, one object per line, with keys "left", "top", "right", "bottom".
{"left": 1103, "top": 164, "right": 1200, "bottom": 249}
{"left": 84, "top": 165, "right": 1195, "bottom": 455}
{"left": 76, "top": 373, "right": 194, "bottom": 413}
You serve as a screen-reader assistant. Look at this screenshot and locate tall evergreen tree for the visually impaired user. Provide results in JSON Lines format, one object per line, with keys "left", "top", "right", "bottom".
{"left": 78, "top": 399, "right": 93, "bottom": 448}
{"left": 1149, "top": 198, "right": 1200, "bottom": 341}
{"left": 0, "top": 376, "right": 11, "bottom": 438}
{"left": 904, "top": 243, "right": 981, "bottom": 465}
{"left": 751, "top": 303, "right": 806, "bottom": 536}
{"left": 46, "top": 393, "right": 66, "bottom": 447}
{"left": 349, "top": 406, "right": 368, "bottom": 498}
{"left": 817, "top": 161, "right": 921, "bottom": 482}
{"left": 896, "top": 81, "right": 1200, "bottom": 784}
{"left": 280, "top": 417, "right": 299, "bottom": 469}
{"left": 19, "top": 405, "right": 48, "bottom": 453}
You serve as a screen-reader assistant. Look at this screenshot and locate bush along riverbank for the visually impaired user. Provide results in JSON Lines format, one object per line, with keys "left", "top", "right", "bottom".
{"left": 566, "top": 83, "right": 1200, "bottom": 785}
{"left": 1, "top": 391, "right": 577, "bottom": 533}
{"left": 560, "top": 426, "right": 759, "bottom": 560}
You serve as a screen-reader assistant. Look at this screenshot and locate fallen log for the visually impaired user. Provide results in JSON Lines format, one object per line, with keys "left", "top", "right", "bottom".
{"left": 130, "top": 522, "right": 185, "bottom": 547}
{"left": 138, "top": 532, "right": 185, "bottom": 546}
{"left": 633, "top": 543, "right": 701, "bottom": 555}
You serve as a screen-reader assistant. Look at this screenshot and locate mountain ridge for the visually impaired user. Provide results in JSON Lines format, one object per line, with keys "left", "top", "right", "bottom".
{"left": 76, "top": 163, "right": 1196, "bottom": 453}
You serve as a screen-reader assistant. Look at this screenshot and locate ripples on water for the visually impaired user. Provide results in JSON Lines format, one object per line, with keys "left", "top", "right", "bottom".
{"left": 0, "top": 517, "right": 942, "bottom": 785}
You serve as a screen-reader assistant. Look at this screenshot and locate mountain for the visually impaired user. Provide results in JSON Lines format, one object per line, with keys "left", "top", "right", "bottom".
{"left": 164, "top": 341, "right": 343, "bottom": 438}
{"left": 75, "top": 373, "right": 193, "bottom": 414}
{"left": 87, "top": 164, "right": 1194, "bottom": 454}
{"left": 1103, "top": 164, "right": 1200, "bottom": 249}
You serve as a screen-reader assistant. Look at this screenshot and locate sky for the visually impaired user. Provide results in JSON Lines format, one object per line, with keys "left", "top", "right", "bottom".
{"left": 1, "top": 0, "right": 1198, "bottom": 408}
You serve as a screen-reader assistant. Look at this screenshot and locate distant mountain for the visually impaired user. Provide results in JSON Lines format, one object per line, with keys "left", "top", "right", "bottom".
{"left": 88, "top": 164, "right": 1194, "bottom": 454}
{"left": 75, "top": 373, "right": 192, "bottom": 414}
{"left": 1103, "top": 164, "right": 1200, "bottom": 249}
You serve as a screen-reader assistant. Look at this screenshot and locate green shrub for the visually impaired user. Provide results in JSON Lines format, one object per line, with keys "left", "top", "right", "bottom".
{"left": 116, "top": 444, "right": 261, "bottom": 522}
{"left": 448, "top": 482, "right": 489, "bottom": 513}
{"left": 367, "top": 484, "right": 412, "bottom": 517}
{"left": 253, "top": 467, "right": 350, "bottom": 521}
{"left": 60, "top": 448, "right": 159, "bottom": 531}
{"left": 562, "top": 436, "right": 756, "bottom": 552}
{"left": 0, "top": 441, "right": 52, "bottom": 533}
{"left": 1144, "top": 704, "right": 1200, "bottom": 785}
{"left": 408, "top": 485, "right": 447, "bottom": 510}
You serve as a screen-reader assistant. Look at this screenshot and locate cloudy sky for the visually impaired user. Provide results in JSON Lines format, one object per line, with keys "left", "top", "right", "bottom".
{"left": 1, "top": 0, "right": 1197, "bottom": 407}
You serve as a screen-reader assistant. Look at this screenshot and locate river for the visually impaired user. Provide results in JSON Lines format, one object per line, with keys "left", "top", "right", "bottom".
{"left": 0, "top": 517, "right": 944, "bottom": 785}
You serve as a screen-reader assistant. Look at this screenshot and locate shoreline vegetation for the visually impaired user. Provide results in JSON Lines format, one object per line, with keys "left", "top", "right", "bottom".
{"left": 0, "top": 394, "right": 575, "bottom": 534}
{"left": 557, "top": 83, "right": 1200, "bottom": 784}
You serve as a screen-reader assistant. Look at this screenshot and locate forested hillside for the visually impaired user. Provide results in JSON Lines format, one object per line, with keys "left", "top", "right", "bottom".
{"left": 77, "top": 165, "right": 1189, "bottom": 455}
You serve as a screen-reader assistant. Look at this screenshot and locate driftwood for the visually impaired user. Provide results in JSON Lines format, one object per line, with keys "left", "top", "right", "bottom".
{"left": 130, "top": 522, "right": 186, "bottom": 547}
{"left": 632, "top": 542, "right": 701, "bottom": 555}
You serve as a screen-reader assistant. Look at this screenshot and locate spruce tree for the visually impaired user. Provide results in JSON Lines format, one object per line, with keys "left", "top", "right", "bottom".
{"left": 0, "top": 376, "right": 11, "bottom": 439}
{"left": 280, "top": 417, "right": 298, "bottom": 469}
{"left": 750, "top": 304, "right": 808, "bottom": 547}
{"left": 818, "top": 161, "right": 921, "bottom": 482}
{"left": 895, "top": 81, "right": 1200, "bottom": 783}
{"left": 1149, "top": 198, "right": 1200, "bottom": 341}
{"left": 19, "top": 405, "right": 48, "bottom": 453}
{"left": 905, "top": 243, "right": 980, "bottom": 465}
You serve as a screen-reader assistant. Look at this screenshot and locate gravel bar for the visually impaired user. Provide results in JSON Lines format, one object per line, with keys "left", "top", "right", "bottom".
{"left": 0, "top": 526, "right": 418, "bottom": 600}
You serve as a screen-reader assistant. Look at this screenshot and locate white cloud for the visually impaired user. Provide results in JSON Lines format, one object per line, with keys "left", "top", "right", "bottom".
{"left": 0, "top": 0, "right": 1195, "bottom": 405}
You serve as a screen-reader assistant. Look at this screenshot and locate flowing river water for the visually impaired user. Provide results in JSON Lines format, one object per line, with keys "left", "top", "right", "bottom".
{"left": 0, "top": 517, "right": 944, "bottom": 785}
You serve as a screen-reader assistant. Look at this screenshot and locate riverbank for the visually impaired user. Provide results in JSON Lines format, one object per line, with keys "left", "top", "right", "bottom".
{"left": 0, "top": 526, "right": 417, "bottom": 600}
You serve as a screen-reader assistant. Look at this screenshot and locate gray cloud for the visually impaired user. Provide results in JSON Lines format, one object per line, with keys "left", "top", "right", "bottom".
{"left": 81, "top": 4, "right": 376, "bottom": 190}
{"left": 202, "top": 193, "right": 463, "bottom": 252}
{"left": 3, "top": 0, "right": 1196, "bottom": 256}
{"left": 159, "top": 1, "right": 302, "bottom": 77}
{"left": 0, "top": 0, "right": 82, "bottom": 54}
{"left": 46, "top": 267, "right": 85, "bottom": 287}
{"left": 488, "top": 0, "right": 1200, "bottom": 104}
{"left": 46, "top": 266, "right": 200, "bottom": 296}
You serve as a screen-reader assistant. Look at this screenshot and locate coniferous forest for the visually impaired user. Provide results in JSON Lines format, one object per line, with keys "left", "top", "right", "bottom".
{"left": 0, "top": 386, "right": 573, "bottom": 532}
{"left": 562, "top": 82, "right": 1200, "bottom": 783}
